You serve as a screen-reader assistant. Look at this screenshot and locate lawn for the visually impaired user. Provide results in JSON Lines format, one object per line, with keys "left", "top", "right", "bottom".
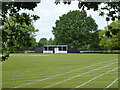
{"left": 2, "top": 53, "right": 118, "bottom": 89}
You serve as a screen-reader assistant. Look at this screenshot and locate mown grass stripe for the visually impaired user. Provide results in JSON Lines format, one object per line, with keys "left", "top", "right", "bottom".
{"left": 42, "top": 62, "right": 117, "bottom": 88}
{"left": 74, "top": 67, "right": 118, "bottom": 88}
{"left": 12, "top": 60, "right": 117, "bottom": 88}
{"left": 104, "top": 77, "right": 119, "bottom": 89}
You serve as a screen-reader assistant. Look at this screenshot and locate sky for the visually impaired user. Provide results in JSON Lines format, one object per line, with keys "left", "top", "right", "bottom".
{"left": 20, "top": 1, "right": 112, "bottom": 42}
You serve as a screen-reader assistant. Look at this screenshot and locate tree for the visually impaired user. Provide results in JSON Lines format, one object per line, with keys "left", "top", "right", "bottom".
{"left": 99, "top": 20, "right": 120, "bottom": 50}
{"left": 47, "top": 38, "right": 55, "bottom": 45}
{"left": 55, "top": 1, "right": 120, "bottom": 21}
{"left": 52, "top": 10, "right": 98, "bottom": 49}
{"left": 2, "top": 2, "right": 40, "bottom": 24}
{"left": 37, "top": 38, "right": 55, "bottom": 46}
{"left": 38, "top": 38, "right": 48, "bottom": 46}
{"left": 1, "top": 2, "right": 40, "bottom": 61}
{"left": 2, "top": 15, "right": 39, "bottom": 52}
{"left": 28, "top": 38, "right": 38, "bottom": 50}
{"left": 88, "top": 31, "right": 100, "bottom": 50}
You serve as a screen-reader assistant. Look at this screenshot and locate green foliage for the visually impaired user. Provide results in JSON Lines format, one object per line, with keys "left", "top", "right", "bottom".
{"left": 55, "top": 1, "right": 120, "bottom": 21}
{"left": 38, "top": 38, "right": 55, "bottom": 46}
{"left": 1, "top": 2, "right": 40, "bottom": 61}
{"left": 2, "top": 2, "right": 39, "bottom": 14}
{"left": 38, "top": 38, "right": 47, "bottom": 46}
{"left": 47, "top": 38, "right": 55, "bottom": 45}
{"left": 2, "top": 15, "right": 39, "bottom": 52}
{"left": 99, "top": 20, "right": 120, "bottom": 50}
{"left": 38, "top": 42, "right": 43, "bottom": 47}
{"left": 29, "top": 38, "right": 38, "bottom": 50}
{"left": 52, "top": 10, "right": 98, "bottom": 50}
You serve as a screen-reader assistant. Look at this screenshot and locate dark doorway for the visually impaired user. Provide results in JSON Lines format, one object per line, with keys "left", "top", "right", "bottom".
{"left": 53, "top": 47, "right": 55, "bottom": 53}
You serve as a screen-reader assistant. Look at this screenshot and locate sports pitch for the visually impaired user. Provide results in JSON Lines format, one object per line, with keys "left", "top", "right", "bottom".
{"left": 2, "top": 54, "right": 119, "bottom": 89}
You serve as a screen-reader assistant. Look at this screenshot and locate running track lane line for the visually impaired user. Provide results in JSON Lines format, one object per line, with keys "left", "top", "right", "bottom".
{"left": 12, "top": 59, "right": 117, "bottom": 88}
{"left": 74, "top": 67, "right": 118, "bottom": 88}
{"left": 5, "top": 59, "right": 117, "bottom": 81}
{"left": 104, "top": 77, "right": 120, "bottom": 89}
{"left": 42, "top": 62, "right": 117, "bottom": 88}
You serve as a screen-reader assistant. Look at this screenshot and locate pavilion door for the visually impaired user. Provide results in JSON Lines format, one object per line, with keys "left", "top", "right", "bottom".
{"left": 54, "top": 48, "right": 59, "bottom": 53}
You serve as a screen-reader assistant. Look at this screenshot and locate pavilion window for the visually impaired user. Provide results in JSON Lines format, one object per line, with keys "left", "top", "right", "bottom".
{"left": 63, "top": 47, "right": 67, "bottom": 51}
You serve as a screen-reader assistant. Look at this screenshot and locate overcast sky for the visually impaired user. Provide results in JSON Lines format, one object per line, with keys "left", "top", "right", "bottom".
{"left": 20, "top": 1, "right": 112, "bottom": 42}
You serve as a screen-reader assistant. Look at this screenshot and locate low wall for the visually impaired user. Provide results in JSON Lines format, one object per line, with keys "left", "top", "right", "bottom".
{"left": 80, "top": 50, "right": 120, "bottom": 54}
{"left": 43, "top": 51, "right": 53, "bottom": 53}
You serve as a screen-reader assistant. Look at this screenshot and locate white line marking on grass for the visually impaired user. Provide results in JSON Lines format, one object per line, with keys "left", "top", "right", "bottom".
{"left": 104, "top": 77, "right": 120, "bottom": 89}
{"left": 74, "top": 67, "right": 118, "bottom": 89}
{"left": 57, "top": 59, "right": 117, "bottom": 75}
{"left": 12, "top": 59, "right": 117, "bottom": 88}
{"left": 42, "top": 62, "right": 117, "bottom": 88}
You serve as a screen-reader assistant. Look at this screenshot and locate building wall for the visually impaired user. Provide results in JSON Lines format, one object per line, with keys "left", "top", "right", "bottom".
{"left": 68, "top": 46, "right": 79, "bottom": 53}
{"left": 43, "top": 51, "right": 67, "bottom": 53}
{"left": 34, "top": 47, "right": 43, "bottom": 53}
{"left": 43, "top": 45, "right": 68, "bottom": 53}
{"left": 34, "top": 45, "right": 78, "bottom": 53}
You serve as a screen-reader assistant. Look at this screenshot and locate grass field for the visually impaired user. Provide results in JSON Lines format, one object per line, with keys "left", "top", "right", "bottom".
{"left": 2, "top": 54, "right": 119, "bottom": 89}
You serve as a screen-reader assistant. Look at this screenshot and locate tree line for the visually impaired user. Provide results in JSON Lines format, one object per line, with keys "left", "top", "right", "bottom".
{"left": 1, "top": 1, "right": 120, "bottom": 61}
{"left": 38, "top": 10, "right": 120, "bottom": 51}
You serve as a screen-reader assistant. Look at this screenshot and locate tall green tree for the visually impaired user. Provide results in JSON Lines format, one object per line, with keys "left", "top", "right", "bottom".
{"left": 28, "top": 38, "right": 38, "bottom": 50}
{"left": 1, "top": 2, "right": 40, "bottom": 61}
{"left": 52, "top": 10, "right": 98, "bottom": 49}
{"left": 2, "top": 13, "right": 39, "bottom": 53}
{"left": 47, "top": 38, "right": 55, "bottom": 45}
{"left": 38, "top": 38, "right": 48, "bottom": 46}
{"left": 99, "top": 20, "right": 120, "bottom": 50}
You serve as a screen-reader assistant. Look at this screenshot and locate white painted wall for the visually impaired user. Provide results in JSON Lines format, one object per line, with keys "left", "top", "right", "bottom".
{"left": 43, "top": 46, "right": 67, "bottom": 53}
{"left": 43, "top": 51, "right": 67, "bottom": 53}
